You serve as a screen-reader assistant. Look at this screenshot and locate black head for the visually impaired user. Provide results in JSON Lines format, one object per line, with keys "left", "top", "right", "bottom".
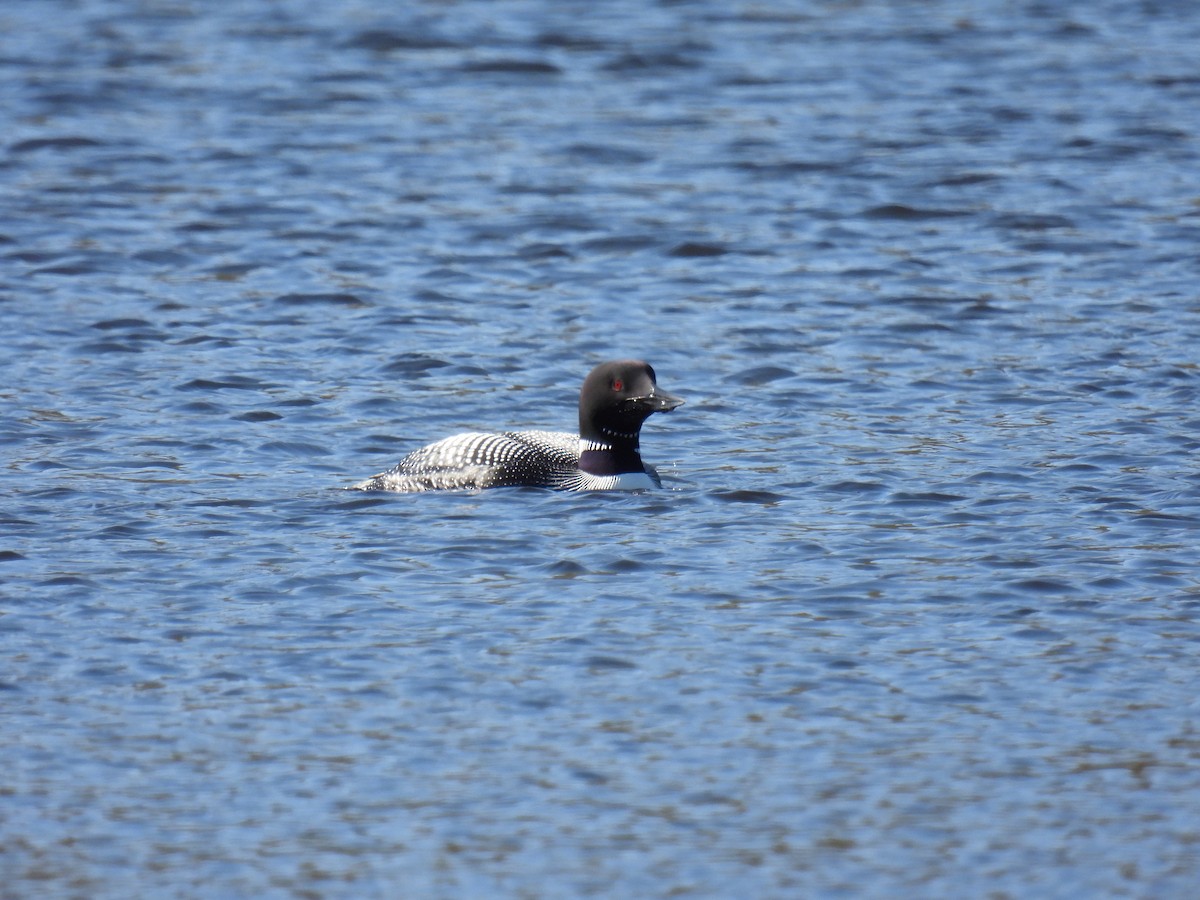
{"left": 578, "top": 360, "right": 684, "bottom": 448}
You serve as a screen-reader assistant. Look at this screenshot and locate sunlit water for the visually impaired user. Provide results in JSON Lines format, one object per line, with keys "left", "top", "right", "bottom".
{"left": 3, "top": 1, "right": 1200, "bottom": 897}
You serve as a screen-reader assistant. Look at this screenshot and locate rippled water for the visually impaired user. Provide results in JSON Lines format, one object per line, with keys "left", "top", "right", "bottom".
{"left": 4, "top": 1, "right": 1200, "bottom": 897}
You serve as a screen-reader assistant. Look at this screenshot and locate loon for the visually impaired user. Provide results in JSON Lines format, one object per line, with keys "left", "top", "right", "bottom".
{"left": 354, "top": 359, "right": 683, "bottom": 492}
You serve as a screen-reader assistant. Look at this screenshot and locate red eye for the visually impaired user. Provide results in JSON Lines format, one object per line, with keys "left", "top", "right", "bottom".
{"left": 612, "top": 379, "right": 623, "bottom": 391}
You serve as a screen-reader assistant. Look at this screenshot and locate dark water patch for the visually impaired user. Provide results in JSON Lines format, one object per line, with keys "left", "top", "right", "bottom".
{"left": 889, "top": 320, "right": 955, "bottom": 335}
{"left": 561, "top": 143, "right": 654, "bottom": 165}
{"left": 1009, "top": 578, "right": 1079, "bottom": 595}
{"left": 30, "top": 260, "right": 109, "bottom": 276}
{"left": 862, "top": 204, "right": 970, "bottom": 220}
{"left": 176, "top": 376, "right": 277, "bottom": 392}
{"left": 513, "top": 212, "right": 602, "bottom": 236}
{"left": 734, "top": 159, "right": 845, "bottom": 177}
{"left": 109, "top": 458, "right": 183, "bottom": 471}
{"left": 930, "top": 171, "right": 1001, "bottom": 187}
{"left": 668, "top": 241, "right": 728, "bottom": 257}
{"left": 888, "top": 491, "right": 967, "bottom": 505}
{"left": 584, "top": 655, "right": 638, "bottom": 671}
{"left": 710, "top": 490, "right": 786, "bottom": 505}
{"left": 461, "top": 59, "right": 562, "bottom": 76}
{"left": 333, "top": 494, "right": 392, "bottom": 511}
{"left": 582, "top": 234, "right": 663, "bottom": 253}
{"left": 382, "top": 354, "right": 452, "bottom": 376}
{"left": 162, "top": 628, "right": 225, "bottom": 643}
{"left": 1118, "top": 124, "right": 1189, "bottom": 144}
{"left": 176, "top": 219, "right": 234, "bottom": 234}
{"left": 91, "top": 318, "right": 153, "bottom": 331}
{"left": 356, "top": 439, "right": 409, "bottom": 457}
{"left": 275, "top": 292, "right": 369, "bottom": 308}
{"left": 203, "top": 262, "right": 260, "bottom": 280}
{"left": 10, "top": 136, "right": 105, "bottom": 153}
{"left": 278, "top": 227, "right": 361, "bottom": 242}
{"left": 76, "top": 340, "right": 140, "bottom": 354}
{"left": 544, "top": 559, "right": 590, "bottom": 578}
{"left": 535, "top": 31, "right": 613, "bottom": 52}
{"left": 1132, "top": 510, "right": 1200, "bottom": 527}
{"left": 1011, "top": 626, "right": 1066, "bottom": 641}
{"left": 991, "top": 212, "right": 1075, "bottom": 231}
{"left": 1017, "top": 237, "right": 1127, "bottom": 256}
{"left": 966, "top": 470, "right": 1033, "bottom": 485}
{"left": 184, "top": 498, "right": 272, "bottom": 509}
{"left": 9, "top": 250, "right": 76, "bottom": 267}
{"left": 886, "top": 293, "right": 987, "bottom": 311}
{"left": 343, "top": 29, "right": 462, "bottom": 52}
{"left": 175, "top": 331, "right": 234, "bottom": 345}
{"left": 602, "top": 50, "right": 705, "bottom": 73}
{"left": 823, "top": 657, "right": 860, "bottom": 670}
{"left": 1149, "top": 73, "right": 1200, "bottom": 89}
{"left": 175, "top": 400, "right": 222, "bottom": 413}
{"left": 518, "top": 242, "right": 572, "bottom": 259}
{"left": 94, "top": 520, "right": 152, "bottom": 538}
{"left": 725, "top": 366, "right": 794, "bottom": 385}
{"left": 210, "top": 202, "right": 310, "bottom": 221}
{"left": 993, "top": 606, "right": 1038, "bottom": 621}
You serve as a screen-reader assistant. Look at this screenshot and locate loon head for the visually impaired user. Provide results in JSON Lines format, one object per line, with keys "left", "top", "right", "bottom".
{"left": 578, "top": 359, "right": 684, "bottom": 448}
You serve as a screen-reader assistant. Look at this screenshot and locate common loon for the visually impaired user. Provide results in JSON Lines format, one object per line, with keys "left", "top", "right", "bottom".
{"left": 353, "top": 359, "right": 683, "bottom": 492}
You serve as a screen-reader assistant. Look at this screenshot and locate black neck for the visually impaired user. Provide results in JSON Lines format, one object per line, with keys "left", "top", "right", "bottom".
{"left": 579, "top": 444, "right": 645, "bottom": 476}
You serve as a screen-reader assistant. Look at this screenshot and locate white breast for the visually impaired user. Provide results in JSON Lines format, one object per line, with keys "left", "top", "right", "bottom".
{"left": 562, "top": 469, "right": 660, "bottom": 492}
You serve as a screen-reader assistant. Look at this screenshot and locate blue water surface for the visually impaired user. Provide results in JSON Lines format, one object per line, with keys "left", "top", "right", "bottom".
{"left": 3, "top": 1, "right": 1200, "bottom": 897}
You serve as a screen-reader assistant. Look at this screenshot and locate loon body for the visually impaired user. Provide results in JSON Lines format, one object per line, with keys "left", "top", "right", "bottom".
{"left": 354, "top": 360, "right": 683, "bottom": 493}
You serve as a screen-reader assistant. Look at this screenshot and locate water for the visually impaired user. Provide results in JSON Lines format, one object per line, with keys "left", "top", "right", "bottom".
{"left": 3, "top": 0, "right": 1200, "bottom": 896}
